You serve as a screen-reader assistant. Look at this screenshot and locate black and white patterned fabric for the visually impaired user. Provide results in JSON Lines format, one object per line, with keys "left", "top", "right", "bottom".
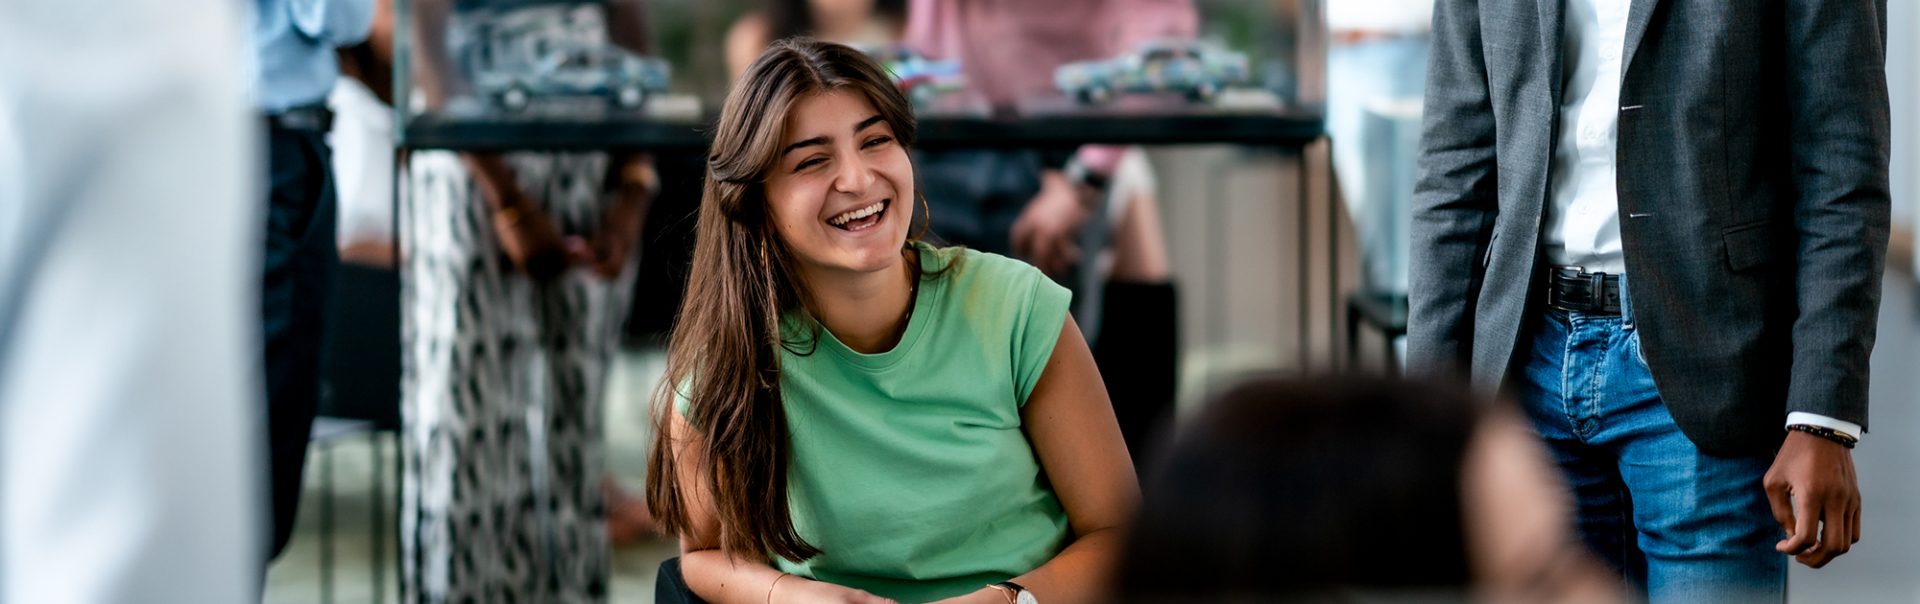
{"left": 400, "top": 146, "right": 634, "bottom": 603}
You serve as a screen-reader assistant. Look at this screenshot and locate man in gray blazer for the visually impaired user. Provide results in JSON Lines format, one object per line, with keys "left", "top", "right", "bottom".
{"left": 1409, "top": 0, "right": 1889, "bottom": 600}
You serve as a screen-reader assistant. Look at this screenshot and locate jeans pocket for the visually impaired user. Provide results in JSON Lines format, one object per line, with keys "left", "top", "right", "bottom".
{"left": 1630, "top": 328, "right": 1649, "bottom": 369}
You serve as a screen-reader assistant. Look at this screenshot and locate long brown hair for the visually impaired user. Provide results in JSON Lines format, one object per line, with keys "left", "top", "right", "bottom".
{"left": 644, "top": 38, "right": 918, "bottom": 563}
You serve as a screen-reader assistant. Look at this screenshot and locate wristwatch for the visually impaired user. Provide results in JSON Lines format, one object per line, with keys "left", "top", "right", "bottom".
{"left": 988, "top": 581, "right": 1037, "bottom": 604}
{"left": 1062, "top": 158, "right": 1111, "bottom": 192}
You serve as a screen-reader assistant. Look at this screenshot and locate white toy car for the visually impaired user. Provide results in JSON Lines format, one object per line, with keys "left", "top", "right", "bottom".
{"left": 1056, "top": 39, "right": 1250, "bottom": 104}
{"left": 472, "top": 41, "right": 671, "bottom": 112}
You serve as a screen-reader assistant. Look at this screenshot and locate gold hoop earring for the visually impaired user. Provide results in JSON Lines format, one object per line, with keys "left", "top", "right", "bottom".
{"left": 910, "top": 191, "right": 933, "bottom": 244}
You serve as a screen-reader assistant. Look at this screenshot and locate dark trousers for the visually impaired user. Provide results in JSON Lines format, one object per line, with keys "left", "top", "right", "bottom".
{"left": 1091, "top": 281, "right": 1179, "bottom": 469}
{"left": 262, "top": 125, "right": 338, "bottom": 560}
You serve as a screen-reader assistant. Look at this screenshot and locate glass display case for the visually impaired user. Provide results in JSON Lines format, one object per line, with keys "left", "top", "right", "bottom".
{"left": 393, "top": 0, "right": 1327, "bottom": 150}
{"left": 390, "top": 0, "right": 1344, "bottom": 383}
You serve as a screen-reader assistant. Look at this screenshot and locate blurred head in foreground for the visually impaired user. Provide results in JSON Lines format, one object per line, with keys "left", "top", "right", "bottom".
{"left": 1116, "top": 376, "right": 1622, "bottom": 603}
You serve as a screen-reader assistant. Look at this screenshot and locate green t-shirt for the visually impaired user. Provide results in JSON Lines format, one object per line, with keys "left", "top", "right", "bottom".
{"left": 773, "top": 242, "right": 1074, "bottom": 602}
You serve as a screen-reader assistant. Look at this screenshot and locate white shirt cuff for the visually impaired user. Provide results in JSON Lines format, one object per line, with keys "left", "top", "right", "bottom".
{"left": 1786, "top": 412, "right": 1863, "bottom": 442}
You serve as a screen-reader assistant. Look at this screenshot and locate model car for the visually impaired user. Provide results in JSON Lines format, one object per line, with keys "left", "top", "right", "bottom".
{"left": 471, "top": 40, "right": 672, "bottom": 112}
{"left": 1055, "top": 39, "right": 1250, "bottom": 104}
{"left": 860, "top": 44, "right": 965, "bottom": 107}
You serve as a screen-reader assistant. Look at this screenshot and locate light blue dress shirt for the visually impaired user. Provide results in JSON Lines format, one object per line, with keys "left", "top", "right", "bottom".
{"left": 254, "top": 0, "right": 375, "bottom": 112}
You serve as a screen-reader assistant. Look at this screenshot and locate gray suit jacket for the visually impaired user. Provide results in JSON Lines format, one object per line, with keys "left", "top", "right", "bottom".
{"left": 1408, "top": 0, "right": 1891, "bottom": 455}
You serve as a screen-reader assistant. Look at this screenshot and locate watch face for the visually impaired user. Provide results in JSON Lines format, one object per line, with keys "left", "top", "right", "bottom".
{"left": 1016, "top": 591, "right": 1038, "bottom": 604}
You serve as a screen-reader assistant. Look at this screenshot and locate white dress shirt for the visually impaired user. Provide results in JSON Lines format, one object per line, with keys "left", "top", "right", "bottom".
{"left": 1546, "top": 0, "right": 1629, "bottom": 276}
{"left": 1547, "top": 0, "right": 1862, "bottom": 440}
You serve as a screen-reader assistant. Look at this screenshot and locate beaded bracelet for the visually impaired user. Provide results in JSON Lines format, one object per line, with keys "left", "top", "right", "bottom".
{"left": 1787, "top": 424, "right": 1858, "bottom": 449}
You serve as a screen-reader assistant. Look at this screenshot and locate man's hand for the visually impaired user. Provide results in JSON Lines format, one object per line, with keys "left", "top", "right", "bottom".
{"left": 571, "top": 184, "right": 649, "bottom": 279}
{"left": 1764, "top": 431, "right": 1861, "bottom": 568}
{"left": 490, "top": 196, "right": 577, "bottom": 282}
{"left": 1010, "top": 171, "right": 1096, "bottom": 277}
{"left": 466, "top": 153, "right": 575, "bottom": 280}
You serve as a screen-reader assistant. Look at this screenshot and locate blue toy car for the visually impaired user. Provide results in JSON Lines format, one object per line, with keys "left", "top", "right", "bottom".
{"left": 858, "top": 44, "right": 966, "bottom": 107}
{"left": 1056, "top": 39, "right": 1250, "bottom": 104}
{"left": 473, "top": 40, "right": 671, "bottom": 112}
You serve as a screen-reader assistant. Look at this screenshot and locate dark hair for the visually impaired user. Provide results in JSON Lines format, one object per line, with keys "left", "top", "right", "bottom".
{"left": 643, "top": 38, "right": 917, "bottom": 563}
{"left": 1116, "top": 376, "right": 1489, "bottom": 601}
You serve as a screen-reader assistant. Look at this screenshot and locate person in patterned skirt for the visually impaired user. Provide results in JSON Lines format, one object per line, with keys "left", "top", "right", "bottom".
{"left": 402, "top": 0, "right": 654, "bottom": 600}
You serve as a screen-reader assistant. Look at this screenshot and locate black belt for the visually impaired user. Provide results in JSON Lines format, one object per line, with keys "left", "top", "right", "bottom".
{"left": 1546, "top": 267, "right": 1623, "bottom": 315}
{"left": 265, "top": 104, "right": 333, "bottom": 133}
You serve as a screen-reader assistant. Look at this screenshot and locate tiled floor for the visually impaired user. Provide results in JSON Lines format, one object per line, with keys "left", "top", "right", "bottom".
{"left": 263, "top": 348, "right": 680, "bottom": 604}
{"left": 266, "top": 271, "right": 1920, "bottom": 603}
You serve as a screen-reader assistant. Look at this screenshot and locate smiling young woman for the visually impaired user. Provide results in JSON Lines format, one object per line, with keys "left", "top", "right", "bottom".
{"left": 644, "top": 39, "right": 1139, "bottom": 604}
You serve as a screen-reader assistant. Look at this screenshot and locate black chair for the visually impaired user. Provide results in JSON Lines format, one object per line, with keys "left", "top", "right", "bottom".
{"left": 311, "top": 261, "right": 403, "bottom": 604}
{"left": 1344, "top": 290, "right": 1407, "bottom": 375}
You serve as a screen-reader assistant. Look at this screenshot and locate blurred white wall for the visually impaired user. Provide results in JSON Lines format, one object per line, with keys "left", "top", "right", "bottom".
{"left": 1893, "top": 0, "right": 1919, "bottom": 272}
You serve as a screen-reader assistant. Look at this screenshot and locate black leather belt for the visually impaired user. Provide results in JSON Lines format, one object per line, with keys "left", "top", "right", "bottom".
{"left": 1547, "top": 267, "right": 1623, "bottom": 315}
{"left": 265, "top": 103, "right": 333, "bottom": 133}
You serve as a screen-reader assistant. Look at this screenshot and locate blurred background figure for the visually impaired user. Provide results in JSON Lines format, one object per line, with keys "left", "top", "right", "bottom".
{"left": 0, "top": 0, "right": 260, "bottom": 601}
{"left": 1117, "top": 376, "right": 1622, "bottom": 603}
{"left": 725, "top": 0, "right": 907, "bottom": 79}
{"left": 403, "top": 0, "right": 656, "bottom": 600}
{"left": 1322, "top": 0, "right": 1428, "bottom": 213}
{"left": 904, "top": 0, "right": 1189, "bottom": 467}
{"left": 328, "top": 0, "right": 661, "bottom": 553}
{"left": 254, "top": 0, "right": 375, "bottom": 567}
{"left": 1323, "top": 0, "right": 1427, "bottom": 305}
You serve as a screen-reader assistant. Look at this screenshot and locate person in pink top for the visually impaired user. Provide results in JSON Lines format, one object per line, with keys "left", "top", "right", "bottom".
{"left": 904, "top": 0, "right": 1196, "bottom": 107}
{"left": 905, "top": 0, "right": 1193, "bottom": 471}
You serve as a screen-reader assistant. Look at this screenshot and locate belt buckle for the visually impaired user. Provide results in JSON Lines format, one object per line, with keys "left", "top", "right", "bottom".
{"left": 270, "top": 105, "right": 333, "bottom": 132}
{"left": 1548, "top": 266, "right": 1604, "bottom": 313}
{"left": 1587, "top": 272, "right": 1607, "bottom": 309}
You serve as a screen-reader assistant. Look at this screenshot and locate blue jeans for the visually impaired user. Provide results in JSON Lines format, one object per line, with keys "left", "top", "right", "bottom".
{"left": 1516, "top": 280, "right": 1784, "bottom": 603}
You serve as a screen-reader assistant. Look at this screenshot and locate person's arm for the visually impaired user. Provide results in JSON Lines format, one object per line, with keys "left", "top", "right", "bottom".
{"left": 667, "top": 411, "right": 895, "bottom": 604}
{"left": 1778, "top": 0, "right": 1889, "bottom": 440}
{"left": 1405, "top": 0, "right": 1499, "bottom": 377}
{"left": 935, "top": 317, "right": 1141, "bottom": 604}
{"left": 575, "top": 153, "right": 655, "bottom": 279}
{"left": 1009, "top": 170, "right": 1095, "bottom": 277}
{"left": 1763, "top": 0, "right": 1890, "bottom": 570}
{"left": 410, "top": 0, "right": 465, "bottom": 106}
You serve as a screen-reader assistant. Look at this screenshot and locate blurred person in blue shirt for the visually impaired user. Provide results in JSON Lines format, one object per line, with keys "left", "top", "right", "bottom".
{"left": 252, "top": 0, "right": 374, "bottom": 564}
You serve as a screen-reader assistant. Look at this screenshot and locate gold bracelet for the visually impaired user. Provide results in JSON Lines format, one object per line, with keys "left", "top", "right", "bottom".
{"left": 767, "top": 572, "right": 791, "bottom": 604}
